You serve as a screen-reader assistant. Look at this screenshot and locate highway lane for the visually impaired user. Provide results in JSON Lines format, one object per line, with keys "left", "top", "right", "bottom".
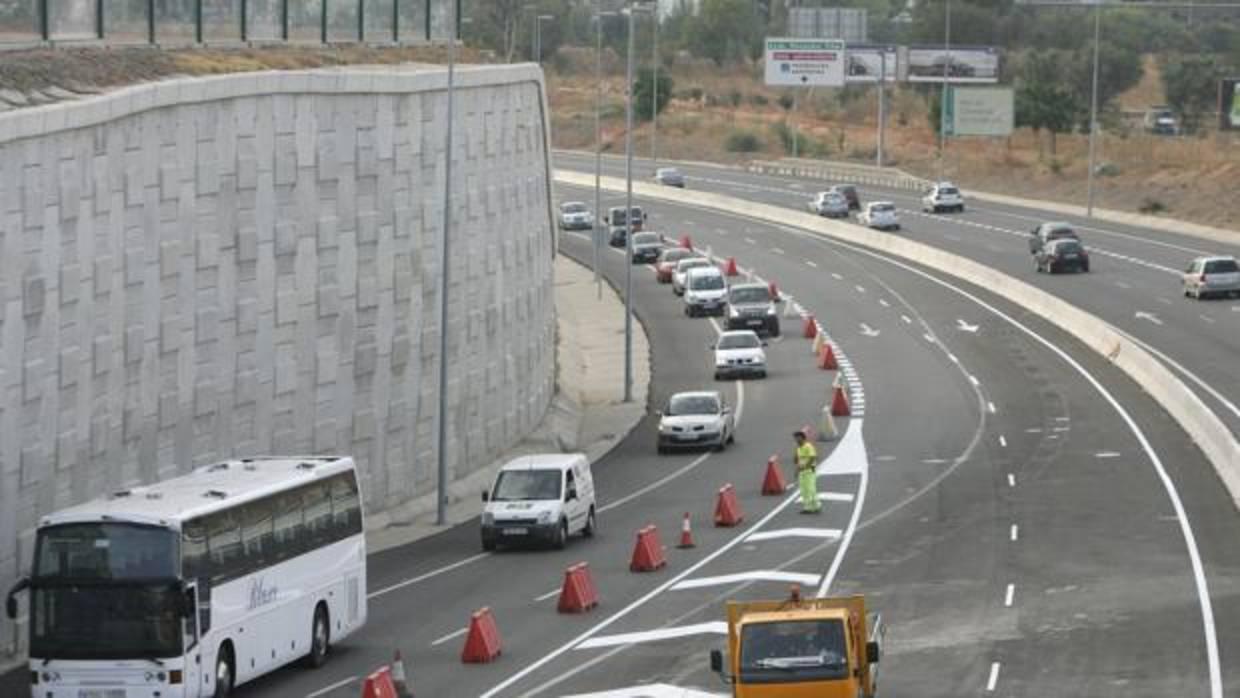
{"left": 555, "top": 150, "right": 1240, "bottom": 448}
{"left": 488, "top": 186, "right": 1240, "bottom": 697}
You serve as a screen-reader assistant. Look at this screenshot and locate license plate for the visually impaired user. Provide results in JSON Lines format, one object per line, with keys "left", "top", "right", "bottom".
{"left": 79, "top": 691, "right": 126, "bottom": 698}
{"left": 747, "top": 319, "right": 763, "bottom": 326}
{"left": 502, "top": 527, "right": 528, "bottom": 535}
{"left": 1063, "top": 254, "right": 1078, "bottom": 259}
{"left": 674, "top": 434, "right": 696, "bottom": 441}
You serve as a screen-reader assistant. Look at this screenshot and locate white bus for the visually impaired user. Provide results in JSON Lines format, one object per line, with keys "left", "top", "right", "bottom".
{"left": 6, "top": 456, "right": 367, "bottom": 698}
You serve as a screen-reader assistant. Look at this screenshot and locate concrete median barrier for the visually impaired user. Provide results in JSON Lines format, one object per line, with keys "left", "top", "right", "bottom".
{"left": 554, "top": 169, "right": 1240, "bottom": 510}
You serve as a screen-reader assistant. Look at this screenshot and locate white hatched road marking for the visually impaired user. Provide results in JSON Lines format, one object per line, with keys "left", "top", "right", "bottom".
{"left": 671, "top": 571, "right": 822, "bottom": 591}
{"left": 576, "top": 622, "right": 729, "bottom": 650}
{"left": 746, "top": 528, "right": 843, "bottom": 542}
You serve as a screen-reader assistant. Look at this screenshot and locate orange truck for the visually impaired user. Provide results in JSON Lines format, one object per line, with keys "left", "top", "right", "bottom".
{"left": 709, "top": 587, "right": 884, "bottom": 698}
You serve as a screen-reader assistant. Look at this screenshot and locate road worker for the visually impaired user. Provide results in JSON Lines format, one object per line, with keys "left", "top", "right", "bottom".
{"left": 793, "top": 430, "right": 820, "bottom": 514}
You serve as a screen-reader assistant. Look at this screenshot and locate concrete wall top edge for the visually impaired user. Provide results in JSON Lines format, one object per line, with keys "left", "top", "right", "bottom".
{"left": 0, "top": 62, "right": 545, "bottom": 145}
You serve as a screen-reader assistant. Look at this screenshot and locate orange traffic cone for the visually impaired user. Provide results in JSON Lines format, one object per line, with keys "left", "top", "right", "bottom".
{"left": 677, "top": 512, "right": 696, "bottom": 548}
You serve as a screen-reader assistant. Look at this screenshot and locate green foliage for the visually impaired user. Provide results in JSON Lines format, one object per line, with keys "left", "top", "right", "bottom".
{"left": 749, "top": 93, "right": 769, "bottom": 106}
{"left": 927, "top": 89, "right": 943, "bottom": 137}
{"left": 724, "top": 130, "right": 763, "bottom": 153}
{"left": 1139, "top": 197, "right": 1167, "bottom": 214}
{"left": 777, "top": 94, "right": 795, "bottom": 111}
{"left": 687, "top": 0, "right": 763, "bottom": 66}
{"left": 1014, "top": 50, "right": 1083, "bottom": 155}
{"left": 1161, "top": 53, "right": 1226, "bottom": 134}
{"left": 728, "top": 89, "right": 743, "bottom": 107}
{"left": 632, "top": 67, "right": 673, "bottom": 122}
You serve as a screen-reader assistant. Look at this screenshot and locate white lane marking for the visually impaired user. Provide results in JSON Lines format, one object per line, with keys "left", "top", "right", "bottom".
{"left": 987, "top": 662, "right": 1001, "bottom": 692}
{"left": 877, "top": 455, "right": 897, "bottom": 462}
{"left": 1055, "top": 416, "right": 1070, "bottom": 422}
{"left": 307, "top": 676, "right": 358, "bottom": 698}
{"left": 1158, "top": 297, "right": 1174, "bottom": 306}
{"left": 957, "top": 319, "right": 980, "bottom": 333}
{"left": 816, "top": 420, "right": 870, "bottom": 598}
{"left": 535, "top": 587, "right": 562, "bottom": 602}
{"left": 879, "top": 299, "right": 890, "bottom": 307}
{"left": 1053, "top": 426, "right": 1071, "bottom": 432}
{"left": 901, "top": 314, "right": 912, "bottom": 324}
{"left": 806, "top": 260, "right": 818, "bottom": 268}
{"left": 921, "top": 458, "right": 949, "bottom": 464}
{"left": 988, "top": 401, "right": 996, "bottom": 414}
{"left": 855, "top": 284, "right": 866, "bottom": 294}
{"left": 948, "top": 353, "right": 960, "bottom": 363}
{"left": 1005, "top": 583, "right": 1015, "bottom": 607}
{"left": 1025, "top": 427, "right": 1043, "bottom": 433}
{"left": 1116, "top": 281, "right": 1132, "bottom": 289}
{"left": 831, "top": 272, "right": 844, "bottom": 280}
{"left": 772, "top": 247, "right": 785, "bottom": 254}
{"left": 1096, "top": 451, "right": 1122, "bottom": 459}
{"left": 576, "top": 622, "right": 728, "bottom": 650}
{"left": 817, "top": 491, "right": 856, "bottom": 502}
{"left": 859, "top": 323, "right": 881, "bottom": 337}
{"left": 561, "top": 684, "right": 723, "bottom": 698}
{"left": 1117, "top": 329, "right": 1240, "bottom": 421}
{"left": 744, "top": 237, "right": 756, "bottom": 245}
{"left": 1134, "top": 311, "right": 1164, "bottom": 325}
{"left": 999, "top": 435, "right": 1007, "bottom": 448}
{"left": 969, "top": 375, "right": 980, "bottom": 387}
{"left": 671, "top": 571, "right": 822, "bottom": 591}
{"left": 1200, "top": 314, "right": 1216, "bottom": 325}
{"left": 1007, "top": 473, "right": 1016, "bottom": 487}
{"left": 368, "top": 553, "right": 491, "bottom": 600}
{"left": 746, "top": 528, "right": 843, "bottom": 542}
{"left": 1010, "top": 524, "right": 1019, "bottom": 542}
{"left": 923, "top": 332, "right": 936, "bottom": 342}
{"left": 430, "top": 626, "right": 469, "bottom": 647}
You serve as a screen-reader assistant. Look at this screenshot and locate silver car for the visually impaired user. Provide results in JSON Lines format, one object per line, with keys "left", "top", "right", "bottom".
{"left": 558, "top": 201, "right": 594, "bottom": 231}
{"left": 808, "top": 191, "right": 850, "bottom": 218}
{"left": 1183, "top": 256, "right": 1240, "bottom": 299}
{"left": 656, "top": 391, "right": 735, "bottom": 453}
{"left": 654, "top": 167, "right": 686, "bottom": 188}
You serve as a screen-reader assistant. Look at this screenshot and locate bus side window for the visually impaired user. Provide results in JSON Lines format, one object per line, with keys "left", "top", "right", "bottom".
{"left": 241, "top": 499, "right": 274, "bottom": 570}
{"left": 303, "top": 482, "right": 333, "bottom": 548}
{"left": 330, "top": 473, "right": 363, "bottom": 537}
{"left": 181, "top": 520, "right": 212, "bottom": 633}
{"left": 206, "top": 512, "right": 242, "bottom": 583}
{"left": 272, "top": 491, "right": 304, "bottom": 562}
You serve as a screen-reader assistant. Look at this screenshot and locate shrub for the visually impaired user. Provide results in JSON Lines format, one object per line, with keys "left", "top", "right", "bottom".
{"left": 749, "top": 93, "right": 769, "bottom": 106}
{"left": 728, "top": 89, "right": 742, "bottom": 107}
{"left": 777, "top": 94, "right": 795, "bottom": 111}
{"left": 725, "top": 130, "right": 763, "bottom": 152}
{"left": 1139, "top": 197, "right": 1167, "bottom": 214}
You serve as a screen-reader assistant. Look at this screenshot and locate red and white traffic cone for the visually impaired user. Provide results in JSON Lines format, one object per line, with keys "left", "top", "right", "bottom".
{"left": 392, "top": 649, "right": 414, "bottom": 698}
{"left": 677, "top": 512, "right": 696, "bottom": 548}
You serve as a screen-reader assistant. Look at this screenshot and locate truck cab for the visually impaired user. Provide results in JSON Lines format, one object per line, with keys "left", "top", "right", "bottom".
{"left": 711, "top": 588, "right": 883, "bottom": 698}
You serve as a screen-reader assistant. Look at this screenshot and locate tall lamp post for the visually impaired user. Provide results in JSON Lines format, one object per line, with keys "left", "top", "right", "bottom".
{"left": 937, "top": 0, "right": 952, "bottom": 179}
{"left": 435, "top": 0, "right": 460, "bottom": 526}
{"left": 535, "top": 14, "right": 553, "bottom": 64}
{"left": 594, "top": 7, "right": 618, "bottom": 299}
{"left": 622, "top": 2, "right": 653, "bottom": 404}
{"left": 651, "top": 6, "right": 660, "bottom": 168}
{"left": 1085, "top": 0, "right": 1102, "bottom": 217}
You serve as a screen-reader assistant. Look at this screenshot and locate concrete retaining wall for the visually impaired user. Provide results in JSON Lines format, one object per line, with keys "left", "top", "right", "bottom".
{"left": 556, "top": 169, "right": 1240, "bottom": 510}
{"left": 0, "top": 65, "right": 558, "bottom": 657}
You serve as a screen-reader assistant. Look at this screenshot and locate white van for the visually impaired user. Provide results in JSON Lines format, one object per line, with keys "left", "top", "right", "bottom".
{"left": 684, "top": 266, "right": 728, "bottom": 317}
{"left": 481, "top": 453, "right": 596, "bottom": 551}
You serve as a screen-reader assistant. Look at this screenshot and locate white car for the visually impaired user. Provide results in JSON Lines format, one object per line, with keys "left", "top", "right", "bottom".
{"left": 1183, "top": 255, "right": 1240, "bottom": 299}
{"left": 683, "top": 266, "right": 728, "bottom": 317}
{"left": 858, "top": 201, "right": 900, "bottom": 231}
{"left": 480, "top": 453, "right": 596, "bottom": 550}
{"left": 922, "top": 182, "right": 965, "bottom": 213}
{"left": 558, "top": 201, "right": 594, "bottom": 230}
{"left": 654, "top": 167, "right": 686, "bottom": 188}
{"left": 713, "top": 330, "right": 767, "bottom": 380}
{"left": 808, "top": 191, "right": 850, "bottom": 218}
{"left": 656, "top": 391, "right": 735, "bottom": 453}
{"left": 672, "top": 257, "right": 715, "bottom": 296}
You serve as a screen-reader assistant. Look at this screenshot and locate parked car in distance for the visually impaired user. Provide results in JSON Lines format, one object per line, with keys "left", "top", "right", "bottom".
{"left": 830, "top": 184, "right": 861, "bottom": 210}
{"left": 683, "top": 266, "right": 728, "bottom": 317}
{"left": 606, "top": 205, "right": 647, "bottom": 247}
{"left": 725, "top": 282, "right": 780, "bottom": 336}
{"left": 712, "top": 330, "right": 768, "bottom": 380}
{"left": 858, "top": 201, "right": 900, "bottom": 231}
{"left": 656, "top": 391, "right": 735, "bottom": 453}
{"left": 809, "top": 191, "right": 851, "bottom": 218}
{"left": 656, "top": 247, "right": 700, "bottom": 283}
{"left": 1035, "top": 238, "right": 1090, "bottom": 274}
{"left": 672, "top": 257, "right": 715, "bottom": 295}
{"left": 654, "top": 167, "right": 686, "bottom": 188}
{"left": 1028, "top": 222, "right": 1079, "bottom": 254}
{"left": 631, "top": 232, "right": 664, "bottom": 264}
{"left": 480, "top": 453, "right": 596, "bottom": 551}
{"left": 1183, "top": 255, "right": 1240, "bottom": 299}
{"left": 922, "top": 182, "right": 965, "bottom": 213}
{"left": 558, "top": 201, "right": 594, "bottom": 231}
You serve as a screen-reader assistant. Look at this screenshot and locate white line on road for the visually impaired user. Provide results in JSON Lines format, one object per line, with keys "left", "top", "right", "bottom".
{"left": 745, "top": 528, "right": 843, "bottom": 542}
{"left": 576, "top": 622, "right": 728, "bottom": 650}
{"left": 430, "top": 626, "right": 468, "bottom": 647}
{"left": 988, "top": 401, "right": 996, "bottom": 414}
{"left": 307, "top": 676, "right": 358, "bottom": 698}
{"left": 535, "top": 587, "right": 562, "bottom": 602}
{"left": 879, "top": 299, "right": 890, "bottom": 307}
{"left": 999, "top": 435, "right": 1007, "bottom": 448}
{"left": 987, "top": 662, "right": 1001, "bottom": 692}
{"left": 831, "top": 272, "right": 844, "bottom": 280}
{"left": 901, "top": 315, "right": 912, "bottom": 324}
{"left": 772, "top": 247, "right": 785, "bottom": 255}
{"left": 969, "top": 375, "right": 980, "bottom": 387}
{"left": 1005, "top": 583, "right": 1015, "bottom": 607}
{"left": 368, "top": 553, "right": 491, "bottom": 600}
{"left": 1010, "top": 524, "right": 1019, "bottom": 542}
{"left": 744, "top": 237, "right": 756, "bottom": 245}
{"left": 1096, "top": 451, "right": 1122, "bottom": 459}
{"left": 672, "top": 571, "right": 821, "bottom": 591}
{"left": 818, "top": 491, "right": 856, "bottom": 502}
{"left": 1007, "top": 473, "right": 1016, "bottom": 488}
{"left": 854, "top": 285, "right": 866, "bottom": 293}
{"left": 806, "top": 260, "right": 818, "bottom": 268}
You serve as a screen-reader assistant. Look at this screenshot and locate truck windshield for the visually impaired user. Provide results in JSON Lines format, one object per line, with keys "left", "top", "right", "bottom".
{"left": 739, "top": 619, "right": 849, "bottom": 683}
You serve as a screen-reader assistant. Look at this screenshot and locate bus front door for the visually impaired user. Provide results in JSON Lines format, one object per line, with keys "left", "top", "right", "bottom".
{"left": 183, "top": 583, "right": 203, "bottom": 697}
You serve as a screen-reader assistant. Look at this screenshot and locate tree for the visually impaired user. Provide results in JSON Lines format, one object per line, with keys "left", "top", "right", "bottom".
{"left": 1013, "top": 49, "right": 1083, "bottom": 156}
{"left": 1161, "top": 54, "right": 1226, "bottom": 134}
{"left": 632, "top": 67, "right": 673, "bottom": 122}
{"left": 687, "top": 0, "right": 760, "bottom": 66}
{"left": 1064, "top": 41, "right": 1143, "bottom": 131}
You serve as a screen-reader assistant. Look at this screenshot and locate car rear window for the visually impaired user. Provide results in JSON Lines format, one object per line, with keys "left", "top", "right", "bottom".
{"left": 939, "top": 187, "right": 959, "bottom": 195}
{"left": 1054, "top": 240, "right": 1082, "bottom": 253}
{"left": 1205, "top": 259, "right": 1239, "bottom": 274}
{"left": 633, "top": 233, "right": 660, "bottom": 245}
{"left": 872, "top": 204, "right": 895, "bottom": 212}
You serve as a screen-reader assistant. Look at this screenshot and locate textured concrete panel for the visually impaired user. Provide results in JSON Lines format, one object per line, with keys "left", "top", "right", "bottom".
{"left": 0, "top": 64, "right": 555, "bottom": 659}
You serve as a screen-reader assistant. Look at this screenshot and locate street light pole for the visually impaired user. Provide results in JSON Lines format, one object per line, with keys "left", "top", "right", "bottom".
{"left": 594, "top": 7, "right": 616, "bottom": 300}
{"left": 938, "top": 0, "right": 951, "bottom": 179}
{"left": 535, "top": 14, "right": 553, "bottom": 64}
{"left": 623, "top": 3, "right": 636, "bottom": 404}
{"left": 651, "top": 8, "right": 659, "bottom": 168}
{"left": 1086, "top": 1, "right": 1102, "bottom": 217}
{"left": 877, "top": 51, "right": 887, "bottom": 167}
{"left": 435, "top": 0, "right": 459, "bottom": 526}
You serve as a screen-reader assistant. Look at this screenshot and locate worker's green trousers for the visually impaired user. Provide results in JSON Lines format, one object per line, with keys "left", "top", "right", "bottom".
{"left": 798, "top": 468, "right": 821, "bottom": 512}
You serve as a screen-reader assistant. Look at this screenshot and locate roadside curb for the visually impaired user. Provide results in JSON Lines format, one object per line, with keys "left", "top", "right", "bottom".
{"left": 554, "top": 168, "right": 1240, "bottom": 513}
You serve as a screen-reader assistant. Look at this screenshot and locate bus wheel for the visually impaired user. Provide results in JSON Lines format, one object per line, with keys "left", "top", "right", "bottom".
{"left": 212, "top": 645, "right": 234, "bottom": 698}
{"left": 307, "top": 605, "right": 330, "bottom": 669}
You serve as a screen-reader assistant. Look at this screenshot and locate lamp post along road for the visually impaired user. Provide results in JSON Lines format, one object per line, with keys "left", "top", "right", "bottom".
{"left": 594, "top": 8, "right": 616, "bottom": 300}
{"left": 938, "top": 0, "right": 951, "bottom": 179}
{"left": 877, "top": 53, "right": 887, "bottom": 167}
{"left": 623, "top": 3, "right": 637, "bottom": 404}
{"left": 536, "top": 14, "right": 553, "bottom": 64}
{"left": 435, "top": 0, "right": 459, "bottom": 526}
{"left": 1086, "top": 1, "right": 1102, "bottom": 217}
{"left": 651, "top": 9, "right": 659, "bottom": 168}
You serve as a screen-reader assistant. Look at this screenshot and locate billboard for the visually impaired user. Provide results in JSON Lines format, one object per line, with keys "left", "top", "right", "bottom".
{"left": 845, "top": 45, "right": 897, "bottom": 83}
{"left": 764, "top": 38, "right": 847, "bottom": 87}
{"left": 788, "top": 7, "right": 868, "bottom": 43}
{"left": 945, "top": 86, "right": 1014, "bottom": 137}
{"left": 1221, "top": 78, "right": 1240, "bottom": 131}
{"left": 907, "top": 46, "right": 1000, "bottom": 84}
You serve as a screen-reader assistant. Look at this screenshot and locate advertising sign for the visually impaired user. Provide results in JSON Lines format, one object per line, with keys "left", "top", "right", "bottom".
{"left": 945, "top": 86, "right": 1014, "bottom": 137}
{"left": 764, "top": 38, "right": 847, "bottom": 88}
{"left": 907, "top": 46, "right": 1000, "bottom": 84}
{"left": 1221, "top": 78, "right": 1240, "bottom": 131}
{"left": 788, "top": 7, "right": 868, "bottom": 43}
{"left": 845, "top": 45, "right": 897, "bottom": 84}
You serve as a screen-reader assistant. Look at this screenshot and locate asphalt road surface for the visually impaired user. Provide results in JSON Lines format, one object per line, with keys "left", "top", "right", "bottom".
{"left": 4, "top": 181, "right": 1238, "bottom": 698}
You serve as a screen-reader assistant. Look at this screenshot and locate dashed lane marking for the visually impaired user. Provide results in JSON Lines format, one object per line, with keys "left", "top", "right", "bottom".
{"left": 1005, "top": 583, "right": 1015, "bottom": 607}
{"left": 987, "top": 662, "right": 1002, "bottom": 692}
{"left": 430, "top": 626, "right": 469, "bottom": 647}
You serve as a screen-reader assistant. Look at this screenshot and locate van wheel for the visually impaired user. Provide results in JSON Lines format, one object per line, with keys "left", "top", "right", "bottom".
{"left": 482, "top": 536, "right": 496, "bottom": 552}
{"left": 212, "top": 645, "right": 234, "bottom": 698}
{"left": 583, "top": 508, "right": 596, "bottom": 538}
{"left": 553, "top": 520, "right": 568, "bottom": 550}
{"left": 305, "top": 605, "right": 330, "bottom": 669}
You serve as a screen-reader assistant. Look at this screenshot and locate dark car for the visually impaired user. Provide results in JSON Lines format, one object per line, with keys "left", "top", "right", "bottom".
{"left": 829, "top": 184, "right": 861, "bottom": 211}
{"left": 607, "top": 205, "right": 647, "bottom": 248}
{"left": 631, "top": 232, "right": 663, "bottom": 264}
{"left": 724, "top": 283, "right": 781, "bottom": 337}
{"left": 1028, "top": 222, "right": 1079, "bottom": 255}
{"left": 1035, "top": 238, "right": 1090, "bottom": 274}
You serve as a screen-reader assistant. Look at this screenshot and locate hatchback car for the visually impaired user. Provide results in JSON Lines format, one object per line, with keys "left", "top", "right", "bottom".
{"left": 683, "top": 267, "right": 728, "bottom": 317}
{"left": 672, "top": 257, "right": 715, "bottom": 296}
{"left": 724, "top": 282, "right": 780, "bottom": 336}
{"left": 558, "top": 201, "right": 594, "bottom": 231}
{"left": 656, "top": 391, "right": 735, "bottom": 453}
{"left": 922, "top": 182, "right": 965, "bottom": 213}
{"left": 654, "top": 167, "right": 686, "bottom": 188}
{"left": 858, "top": 202, "right": 900, "bottom": 231}
{"left": 1035, "top": 238, "right": 1090, "bottom": 274}
{"left": 713, "top": 330, "right": 768, "bottom": 380}
{"left": 656, "top": 247, "right": 699, "bottom": 283}
{"left": 830, "top": 184, "right": 861, "bottom": 211}
{"left": 808, "top": 191, "right": 850, "bottom": 218}
{"left": 1028, "top": 222, "right": 1079, "bottom": 255}
{"left": 631, "top": 232, "right": 664, "bottom": 264}
{"left": 607, "top": 205, "right": 646, "bottom": 247}
{"left": 1183, "top": 256, "right": 1240, "bottom": 299}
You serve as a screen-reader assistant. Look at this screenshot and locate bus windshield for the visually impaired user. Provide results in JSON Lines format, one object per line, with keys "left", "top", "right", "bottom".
{"left": 35, "top": 522, "right": 178, "bottom": 581}
{"left": 31, "top": 582, "right": 184, "bottom": 660}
